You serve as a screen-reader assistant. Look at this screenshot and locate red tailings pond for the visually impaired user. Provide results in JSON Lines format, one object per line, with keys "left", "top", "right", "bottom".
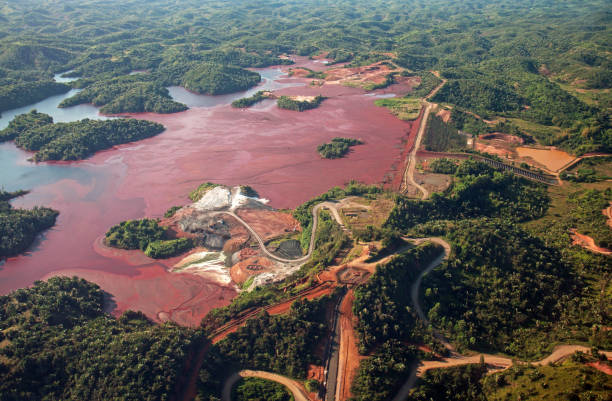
{"left": 0, "top": 58, "right": 417, "bottom": 326}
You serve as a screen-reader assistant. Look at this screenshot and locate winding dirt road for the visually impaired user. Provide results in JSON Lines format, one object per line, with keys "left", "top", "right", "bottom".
{"left": 215, "top": 202, "right": 340, "bottom": 265}
{"left": 392, "top": 237, "right": 612, "bottom": 401}
{"left": 222, "top": 370, "right": 310, "bottom": 401}
{"left": 400, "top": 77, "right": 447, "bottom": 199}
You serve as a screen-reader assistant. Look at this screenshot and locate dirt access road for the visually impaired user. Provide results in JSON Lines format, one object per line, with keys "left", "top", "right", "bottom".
{"left": 391, "top": 238, "right": 612, "bottom": 401}
{"left": 400, "top": 74, "right": 447, "bottom": 199}
{"left": 215, "top": 202, "right": 340, "bottom": 265}
{"left": 222, "top": 370, "right": 310, "bottom": 401}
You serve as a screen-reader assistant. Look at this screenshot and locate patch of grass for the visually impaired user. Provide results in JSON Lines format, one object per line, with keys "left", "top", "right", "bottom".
{"left": 241, "top": 275, "right": 255, "bottom": 290}
{"left": 562, "top": 156, "right": 612, "bottom": 182}
{"left": 508, "top": 118, "right": 564, "bottom": 146}
{"left": 375, "top": 97, "right": 422, "bottom": 121}
{"left": 341, "top": 195, "right": 395, "bottom": 233}
{"left": 317, "top": 137, "right": 363, "bottom": 159}
{"left": 342, "top": 245, "right": 363, "bottom": 263}
{"left": 189, "top": 182, "right": 219, "bottom": 202}
{"left": 483, "top": 361, "right": 612, "bottom": 401}
{"left": 163, "top": 205, "right": 181, "bottom": 218}
{"left": 232, "top": 377, "right": 293, "bottom": 401}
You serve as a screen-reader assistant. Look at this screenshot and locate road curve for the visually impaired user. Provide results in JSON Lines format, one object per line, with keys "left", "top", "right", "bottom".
{"left": 214, "top": 202, "right": 339, "bottom": 265}
{"left": 392, "top": 236, "right": 612, "bottom": 400}
{"left": 222, "top": 370, "right": 310, "bottom": 401}
{"left": 402, "top": 103, "right": 432, "bottom": 199}
{"left": 407, "top": 237, "right": 454, "bottom": 351}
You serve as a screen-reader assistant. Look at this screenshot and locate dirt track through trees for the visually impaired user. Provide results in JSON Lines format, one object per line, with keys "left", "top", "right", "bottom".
{"left": 392, "top": 237, "right": 612, "bottom": 401}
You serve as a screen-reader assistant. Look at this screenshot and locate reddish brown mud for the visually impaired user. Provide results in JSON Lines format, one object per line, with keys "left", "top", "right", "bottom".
{"left": 0, "top": 59, "right": 416, "bottom": 326}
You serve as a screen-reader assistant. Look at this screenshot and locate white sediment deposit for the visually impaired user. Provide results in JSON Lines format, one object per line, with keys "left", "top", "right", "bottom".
{"left": 193, "top": 186, "right": 269, "bottom": 212}
{"left": 174, "top": 251, "right": 232, "bottom": 285}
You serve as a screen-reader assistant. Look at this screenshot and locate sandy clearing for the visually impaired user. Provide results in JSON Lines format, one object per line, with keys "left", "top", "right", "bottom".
{"left": 515, "top": 146, "right": 576, "bottom": 172}
{"left": 235, "top": 208, "right": 300, "bottom": 241}
{"left": 436, "top": 108, "right": 451, "bottom": 123}
{"left": 323, "top": 61, "right": 398, "bottom": 88}
{"left": 291, "top": 95, "right": 318, "bottom": 102}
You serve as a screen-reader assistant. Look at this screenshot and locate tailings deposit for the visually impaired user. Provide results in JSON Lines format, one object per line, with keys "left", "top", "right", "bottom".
{"left": 0, "top": 58, "right": 417, "bottom": 326}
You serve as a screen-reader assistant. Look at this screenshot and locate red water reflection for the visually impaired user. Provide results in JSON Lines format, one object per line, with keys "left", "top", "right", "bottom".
{"left": 0, "top": 62, "right": 417, "bottom": 326}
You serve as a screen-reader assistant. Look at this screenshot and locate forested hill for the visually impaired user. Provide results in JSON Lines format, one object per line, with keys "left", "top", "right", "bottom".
{"left": 0, "top": 277, "right": 204, "bottom": 400}
{"left": 0, "top": 0, "right": 609, "bottom": 152}
{"left": 0, "top": 111, "right": 165, "bottom": 161}
{"left": 0, "top": 189, "right": 58, "bottom": 258}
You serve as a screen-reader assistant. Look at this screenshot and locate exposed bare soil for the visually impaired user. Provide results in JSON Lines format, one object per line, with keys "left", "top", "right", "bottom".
{"left": 230, "top": 256, "right": 274, "bottom": 284}
{"left": 571, "top": 229, "right": 612, "bottom": 255}
{"left": 335, "top": 290, "right": 363, "bottom": 401}
{"left": 515, "top": 146, "right": 576, "bottom": 172}
{"left": 323, "top": 61, "right": 409, "bottom": 89}
{"left": 235, "top": 209, "right": 300, "bottom": 242}
{"left": 435, "top": 108, "right": 451, "bottom": 123}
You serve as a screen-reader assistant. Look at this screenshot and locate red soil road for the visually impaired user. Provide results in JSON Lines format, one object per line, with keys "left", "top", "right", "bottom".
{"left": 570, "top": 229, "right": 612, "bottom": 256}
{"left": 389, "top": 109, "right": 424, "bottom": 191}
{"left": 0, "top": 59, "right": 415, "bottom": 327}
{"left": 587, "top": 361, "right": 612, "bottom": 375}
{"left": 335, "top": 290, "right": 363, "bottom": 401}
{"left": 210, "top": 283, "right": 335, "bottom": 344}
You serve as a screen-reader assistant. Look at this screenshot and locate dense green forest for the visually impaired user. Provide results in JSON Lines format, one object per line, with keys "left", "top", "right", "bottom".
{"left": 351, "top": 340, "right": 419, "bottom": 401}
{"left": 105, "top": 218, "right": 194, "bottom": 259}
{"left": 213, "top": 296, "right": 330, "bottom": 379}
{"left": 353, "top": 243, "right": 444, "bottom": 353}
{"left": 0, "top": 110, "right": 53, "bottom": 141}
{"left": 277, "top": 95, "right": 325, "bottom": 112}
{"left": 317, "top": 137, "right": 363, "bottom": 159}
{"left": 0, "top": 81, "right": 70, "bottom": 115}
{"left": 59, "top": 79, "right": 187, "bottom": 114}
{"left": 231, "top": 91, "right": 269, "bottom": 108}
{"left": 1, "top": 113, "right": 165, "bottom": 161}
{"left": 419, "top": 219, "right": 576, "bottom": 358}
{"left": 0, "top": 277, "right": 204, "bottom": 401}
{"left": 182, "top": 63, "right": 261, "bottom": 95}
{"left": 383, "top": 158, "right": 611, "bottom": 359}
{"left": 385, "top": 159, "right": 550, "bottom": 230}
{"left": 407, "top": 364, "right": 488, "bottom": 401}
{"left": 423, "top": 114, "right": 467, "bottom": 152}
{"left": 0, "top": 0, "right": 608, "bottom": 152}
{"left": 0, "top": 189, "right": 58, "bottom": 258}
{"left": 196, "top": 296, "right": 334, "bottom": 400}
